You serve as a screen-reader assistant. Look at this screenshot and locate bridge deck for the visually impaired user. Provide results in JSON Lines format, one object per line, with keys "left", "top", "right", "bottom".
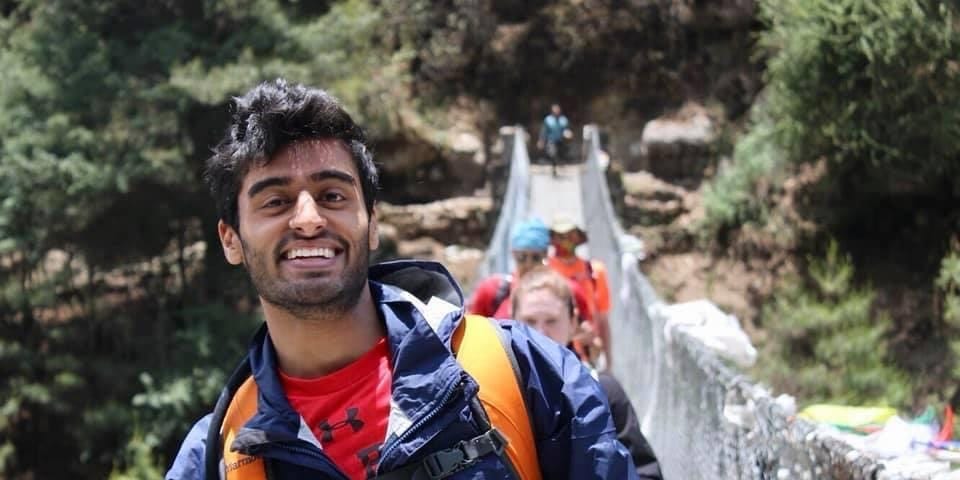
{"left": 527, "top": 164, "right": 584, "bottom": 227}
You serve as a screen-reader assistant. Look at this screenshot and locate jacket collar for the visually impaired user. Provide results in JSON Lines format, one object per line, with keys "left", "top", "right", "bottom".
{"left": 237, "top": 260, "right": 470, "bottom": 452}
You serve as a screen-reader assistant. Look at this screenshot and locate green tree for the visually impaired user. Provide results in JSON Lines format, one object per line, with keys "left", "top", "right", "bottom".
{"left": 703, "top": 0, "right": 960, "bottom": 233}
{"left": 0, "top": 1, "right": 408, "bottom": 476}
{"left": 939, "top": 250, "right": 960, "bottom": 334}
{"left": 759, "top": 0, "right": 960, "bottom": 191}
{"left": 701, "top": 121, "right": 785, "bottom": 234}
{"left": 757, "top": 242, "right": 909, "bottom": 405}
{"left": 936, "top": 241, "right": 960, "bottom": 399}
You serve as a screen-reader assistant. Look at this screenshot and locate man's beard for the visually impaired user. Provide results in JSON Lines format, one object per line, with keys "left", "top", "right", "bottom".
{"left": 241, "top": 228, "right": 371, "bottom": 318}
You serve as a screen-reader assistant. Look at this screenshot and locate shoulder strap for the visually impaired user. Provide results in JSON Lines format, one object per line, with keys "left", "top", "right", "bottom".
{"left": 377, "top": 315, "right": 540, "bottom": 480}
{"left": 451, "top": 315, "right": 542, "bottom": 480}
{"left": 206, "top": 356, "right": 267, "bottom": 480}
{"left": 585, "top": 259, "right": 597, "bottom": 290}
{"left": 491, "top": 275, "right": 512, "bottom": 315}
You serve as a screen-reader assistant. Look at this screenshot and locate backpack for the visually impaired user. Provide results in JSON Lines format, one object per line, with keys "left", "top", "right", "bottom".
{"left": 204, "top": 315, "right": 542, "bottom": 480}
{"left": 491, "top": 275, "right": 512, "bottom": 315}
{"left": 584, "top": 259, "right": 597, "bottom": 291}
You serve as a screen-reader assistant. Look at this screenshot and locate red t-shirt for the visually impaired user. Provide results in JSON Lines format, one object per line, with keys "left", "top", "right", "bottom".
{"left": 280, "top": 338, "right": 392, "bottom": 480}
{"left": 468, "top": 273, "right": 594, "bottom": 324}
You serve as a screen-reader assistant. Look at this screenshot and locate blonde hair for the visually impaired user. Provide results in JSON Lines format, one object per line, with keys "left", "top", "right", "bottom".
{"left": 511, "top": 267, "right": 575, "bottom": 318}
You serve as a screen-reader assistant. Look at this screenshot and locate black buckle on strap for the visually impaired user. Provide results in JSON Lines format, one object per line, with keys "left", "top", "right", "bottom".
{"left": 423, "top": 448, "right": 465, "bottom": 479}
{"left": 421, "top": 429, "right": 510, "bottom": 479}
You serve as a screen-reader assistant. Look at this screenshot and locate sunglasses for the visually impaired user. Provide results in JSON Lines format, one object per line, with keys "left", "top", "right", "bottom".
{"left": 514, "top": 252, "right": 545, "bottom": 263}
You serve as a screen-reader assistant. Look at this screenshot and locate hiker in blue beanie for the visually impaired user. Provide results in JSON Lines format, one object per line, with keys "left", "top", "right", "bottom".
{"left": 468, "top": 218, "right": 592, "bottom": 324}
{"left": 511, "top": 218, "right": 551, "bottom": 252}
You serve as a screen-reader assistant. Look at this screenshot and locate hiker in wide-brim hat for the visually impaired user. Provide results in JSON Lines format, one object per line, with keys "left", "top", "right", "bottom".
{"left": 549, "top": 215, "right": 588, "bottom": 248}
{"left": 548, "top": 213, "right": 614, "bottom": 371}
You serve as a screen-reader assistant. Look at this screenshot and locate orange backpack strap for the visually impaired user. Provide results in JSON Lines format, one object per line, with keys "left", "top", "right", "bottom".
{"left": 206, "top": 358, "right": 267, "bottom": 480}
{"left": 220, "top": 377, "right": 266, "bottom": 479}
{"left": 452, "top": 315, "right": 542, "bottom": 480}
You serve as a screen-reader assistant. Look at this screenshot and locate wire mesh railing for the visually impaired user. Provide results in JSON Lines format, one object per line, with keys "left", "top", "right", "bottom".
{"left": 578, "top": 124, "right": 886, "bottom": 479}
{"left": 479, "top": 126, "right": 531, "bottom": 278}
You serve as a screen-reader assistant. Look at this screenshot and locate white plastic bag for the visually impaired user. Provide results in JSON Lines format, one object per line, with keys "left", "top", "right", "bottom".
{"left": 661, "top": 300, "right": 758, "bottom": 368}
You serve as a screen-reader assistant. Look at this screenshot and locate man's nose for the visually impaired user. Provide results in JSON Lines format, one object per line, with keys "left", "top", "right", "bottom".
{"left": 289, "top": 191, "right": 326, "bottom": 235}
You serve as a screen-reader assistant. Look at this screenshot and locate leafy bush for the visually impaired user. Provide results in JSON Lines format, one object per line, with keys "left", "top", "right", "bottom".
{"left": 702, "top": 0, "right": 960, "bottom": 236}
{"left": 109, "top": 430, "right": 164, "bottom": 480}
{"left": 700, "top": 121, "right": 785, "bottom": 234}
{"left": 758, "top": 0, "right": 960, "bottom": 189}
{"left": 112, "top": 304, "right": 260, "bottom": 475}
{"left": 0, "top": 1, "right": 402, "bottom": 476}
{"left": 756, "top": 241, "right": 910, "bottom": 406}
{"left": 937, "top": 246, "right": 960, "bottom": 380}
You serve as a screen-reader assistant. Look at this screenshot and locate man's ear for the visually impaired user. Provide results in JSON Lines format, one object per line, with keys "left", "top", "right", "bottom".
{"left": 368, "top": 210, "right": 380, "bottom": 251}
{"left": 218, "top": 220, "right": 245, "bottom": 265}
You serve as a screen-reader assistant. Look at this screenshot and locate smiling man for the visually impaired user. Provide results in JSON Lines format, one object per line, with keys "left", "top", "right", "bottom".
{"left": 221, "top": 138, "right": 384, "bottom": 379}
{"left": 166, "top": 79, "right": 637, "bottom": 480}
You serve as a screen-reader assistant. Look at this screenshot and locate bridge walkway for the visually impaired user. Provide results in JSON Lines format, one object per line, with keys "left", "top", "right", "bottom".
{"left": 477, "top": 126, "right": 888, "bottom": 479}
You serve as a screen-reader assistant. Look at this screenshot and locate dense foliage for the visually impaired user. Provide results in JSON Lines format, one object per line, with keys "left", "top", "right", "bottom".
{"left": 0, "top": 1, "right": 402, "bottom": 476}
{"left": 705, "top": 0, "right": 960, "bottom": 409}
{"left": 704, "top": 0, "right": 960, "bottom": 233}
{"left": 938, "top": 243, "right": 960, "bottom": 400}
{"left": 701, "top": 121, "right": 783, "bottom": 235}
{"left": 760, "top": 0, "right": 960, "bottom": 190}
{"left": 756, "top": 242, "right": 909, "bottom": 405}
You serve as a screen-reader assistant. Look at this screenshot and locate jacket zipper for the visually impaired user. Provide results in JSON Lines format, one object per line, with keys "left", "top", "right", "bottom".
{"left": 377, "top": 375, "right": 466, "bottom": 472}
{"left": 248, "top": 441, "right": 349, "bottom": 480}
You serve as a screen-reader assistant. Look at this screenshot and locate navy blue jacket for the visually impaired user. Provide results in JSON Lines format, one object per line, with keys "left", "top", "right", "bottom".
{"left": 166, "top": 260, "right": 637, "bottom": 479}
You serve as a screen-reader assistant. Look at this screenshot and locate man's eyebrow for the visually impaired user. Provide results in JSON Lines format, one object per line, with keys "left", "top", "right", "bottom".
{"left": 310, "top": 169, "right": 356, "bottom": 185}
{"left": 246, "top": 170, "right": 356, "bottom": 199}
{"left": 247, "top": 176, "right": 290, "bottom": 198}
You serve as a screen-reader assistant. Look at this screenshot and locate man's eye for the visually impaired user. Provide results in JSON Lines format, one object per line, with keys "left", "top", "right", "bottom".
{"left": 321, "top": 192, "right": 346, "bottom": 202}
{"left": 264, "top": 198, "right": 289, "bottom": 208}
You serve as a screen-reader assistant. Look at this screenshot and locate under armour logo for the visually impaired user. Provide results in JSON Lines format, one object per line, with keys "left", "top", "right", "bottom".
{"left": 357, "top": 443, "right": 383, "bottom": 479}
{"left": 317, "top": 407, "right": 365, "bottom": 443}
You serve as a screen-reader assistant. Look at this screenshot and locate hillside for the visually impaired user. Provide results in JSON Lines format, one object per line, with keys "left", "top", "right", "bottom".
{"left": 1, "top": 0, "right": 958, "bottom": 477}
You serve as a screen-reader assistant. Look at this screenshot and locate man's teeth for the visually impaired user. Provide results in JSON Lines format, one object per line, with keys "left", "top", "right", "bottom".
{"left": 287, "top": 247, "right": 335, "bottom": 259}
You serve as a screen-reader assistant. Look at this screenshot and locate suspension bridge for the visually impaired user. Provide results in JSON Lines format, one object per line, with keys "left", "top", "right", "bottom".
{"left": 478, "top": 126, "right": 905, "bottom": 479}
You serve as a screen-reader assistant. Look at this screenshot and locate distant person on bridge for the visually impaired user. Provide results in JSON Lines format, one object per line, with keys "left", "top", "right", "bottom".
{"left": 511, "top": 268, "right": 663, "bottom": 479}
{"left": 548, "top": 214, "right": 613, "bottom": 370}
{"left": 536, "top": 103, "right": 573, "bottom": 176}
{"left": 166, "top": 79, "right": 638, "bottom": 479}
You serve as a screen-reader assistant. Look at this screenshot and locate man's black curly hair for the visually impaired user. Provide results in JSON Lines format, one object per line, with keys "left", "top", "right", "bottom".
{"left": 205, "top": 78, "right": 379, "bottom": 229}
